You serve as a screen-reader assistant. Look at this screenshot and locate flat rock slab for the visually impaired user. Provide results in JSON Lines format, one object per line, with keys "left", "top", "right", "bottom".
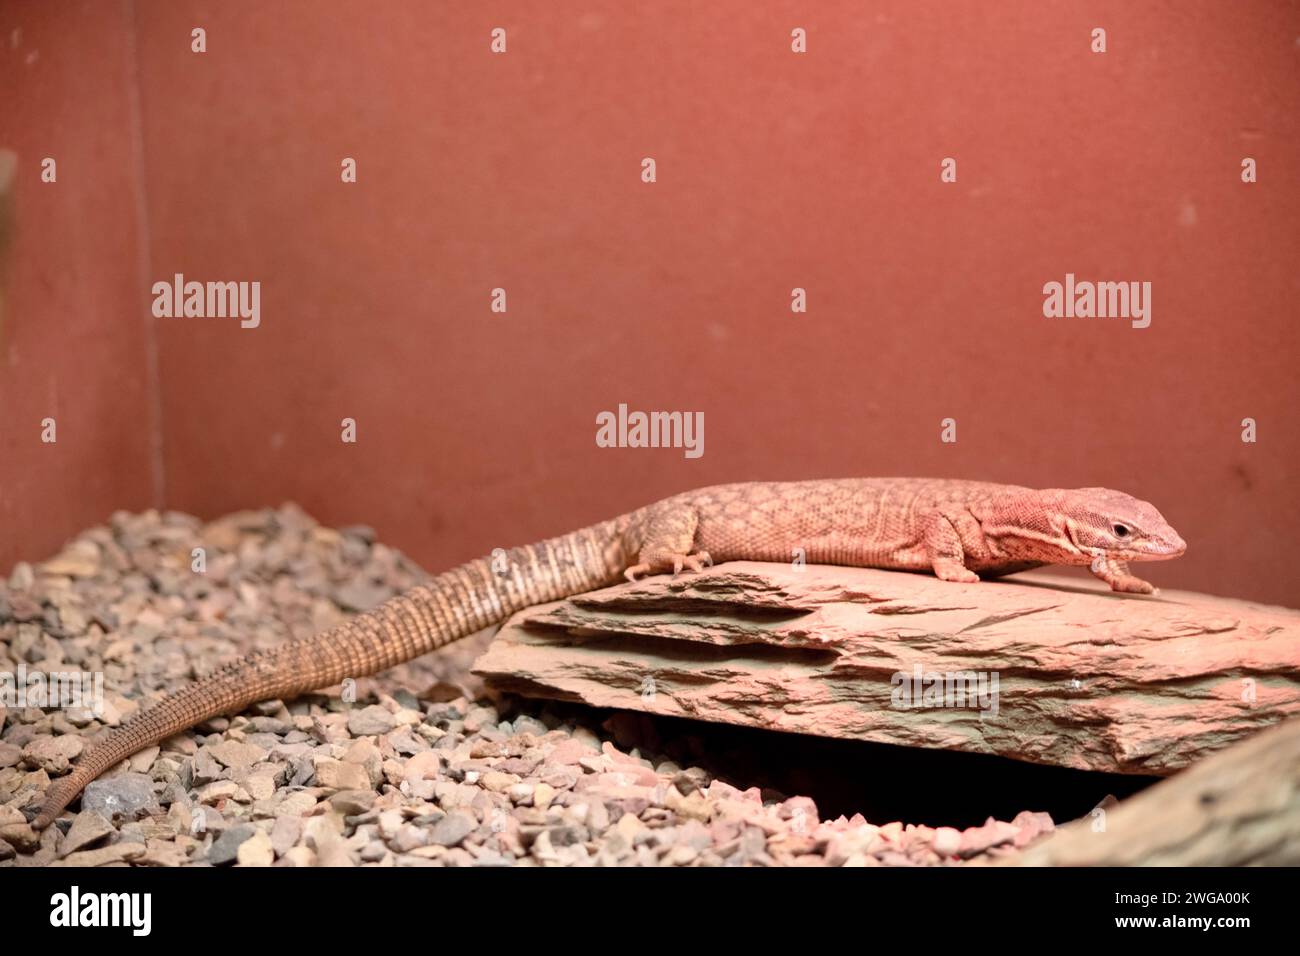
{"left": 473, "top": 563, "right": 1300, "bottom": 776}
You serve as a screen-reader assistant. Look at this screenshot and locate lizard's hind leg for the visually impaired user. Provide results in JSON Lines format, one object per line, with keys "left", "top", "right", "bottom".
{"left": 624, "top": 505, "right": 712, "bottom": 581}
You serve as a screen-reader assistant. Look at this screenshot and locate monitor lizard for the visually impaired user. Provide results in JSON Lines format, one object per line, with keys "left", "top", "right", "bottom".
{"left": 32, "top": 477, "right": 1186, "bottom": 829}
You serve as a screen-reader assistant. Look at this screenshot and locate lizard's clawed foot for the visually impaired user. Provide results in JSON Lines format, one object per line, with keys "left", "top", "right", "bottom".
{"left": 932, "top": 559, "right": 979, "bottom": 584}
{"left": 624, "top": 550, "right": 712, "bottom": 582}
{"left": 1090, "top": 556, "right": 1158, "bottom": 594}
{"left": 1106, "top": 575, "right": 1158, "bottom": 595}
{"left": 677, "top": 550, "right": 712, "bottom": 574}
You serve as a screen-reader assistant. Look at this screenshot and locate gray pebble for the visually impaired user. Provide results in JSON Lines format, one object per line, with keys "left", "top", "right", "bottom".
{"left": 207, "top": 823, "right": 257, "bottom": 865}
{"left": 346, "top": 705, "right": 395, "bottom": 737}
{"left": 82, "top": 773, "right": 161, "bottom": 823}
{"left": 428, "top": 812, "right": 476, "bottom": 847}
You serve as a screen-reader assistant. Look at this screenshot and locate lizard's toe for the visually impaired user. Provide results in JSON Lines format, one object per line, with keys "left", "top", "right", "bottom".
{"left": 678, "top": 550, "right": 713, "bottom": 574}
{"left": 629, "top": 550, "right": 714, "bottom": 580}
{"left": 933, "top": 560, "right": 979, "bottom": 584}
{"left": 1110, "top": 576, "right": 1157, "bottom": 595}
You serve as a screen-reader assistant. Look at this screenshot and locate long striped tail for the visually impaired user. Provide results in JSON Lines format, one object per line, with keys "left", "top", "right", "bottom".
{"left": 33, "top": 521, "right": 623, "bottom": 829}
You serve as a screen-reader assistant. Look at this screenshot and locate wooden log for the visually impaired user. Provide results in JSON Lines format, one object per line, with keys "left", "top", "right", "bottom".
{"left": 1005, "top": 717, "right": 1300, "bottom": 865}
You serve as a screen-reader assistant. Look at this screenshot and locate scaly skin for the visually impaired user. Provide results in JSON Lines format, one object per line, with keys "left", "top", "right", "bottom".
{"left": 32, "top": 478, "right": 1185, "bottom": 829}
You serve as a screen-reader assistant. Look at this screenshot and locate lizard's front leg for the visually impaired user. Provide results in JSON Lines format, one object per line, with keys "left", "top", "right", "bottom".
{"left": 1090, "top": 555, "right": 1157, "bottom": 594}
{"left": 624, "top": 505, "right": 712, "bottom": 581}
{"left": 922, "top": 511, "right": 979, "bottom": 583}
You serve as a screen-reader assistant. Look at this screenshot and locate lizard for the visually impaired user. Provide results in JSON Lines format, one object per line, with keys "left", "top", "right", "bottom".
{"left": 31, "top": 477, "right": 1186, "bottom": 829}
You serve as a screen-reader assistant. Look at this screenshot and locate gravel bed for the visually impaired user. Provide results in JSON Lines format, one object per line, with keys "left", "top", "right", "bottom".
{"left": 0, "top": 506, "right": 1052, "bottom": 866}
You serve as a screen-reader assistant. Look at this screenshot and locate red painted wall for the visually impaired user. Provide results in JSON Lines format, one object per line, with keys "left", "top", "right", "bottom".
{"left": 0, "top": 0, "right": 160, "bottom": 572}
{"left": 3, "top": 1, "right": 1298, "bottom": 605}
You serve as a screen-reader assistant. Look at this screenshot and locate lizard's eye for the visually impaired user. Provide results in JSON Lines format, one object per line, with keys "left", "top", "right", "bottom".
{"left": 1112, "top": 523, "right": 1131, "bottom": 538}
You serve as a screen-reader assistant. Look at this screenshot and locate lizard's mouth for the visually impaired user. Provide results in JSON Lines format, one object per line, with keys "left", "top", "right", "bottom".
{"left": 1125, "top": 532, "right": 1187, "bottom": 561}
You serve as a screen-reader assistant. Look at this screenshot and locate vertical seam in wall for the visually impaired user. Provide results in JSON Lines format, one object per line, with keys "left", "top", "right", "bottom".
{"left": 125, "top": 0, "right": 166, "bottom": 508}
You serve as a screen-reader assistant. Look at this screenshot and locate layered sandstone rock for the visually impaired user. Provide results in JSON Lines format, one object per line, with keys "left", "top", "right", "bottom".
{"left": 474, "top": 562, "right": 1300, "bottom": 776}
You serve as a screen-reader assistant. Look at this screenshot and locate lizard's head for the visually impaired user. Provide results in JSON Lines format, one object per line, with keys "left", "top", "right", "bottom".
{"left": 1047, "top": 487, "right": 1186, "bottom": 563}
